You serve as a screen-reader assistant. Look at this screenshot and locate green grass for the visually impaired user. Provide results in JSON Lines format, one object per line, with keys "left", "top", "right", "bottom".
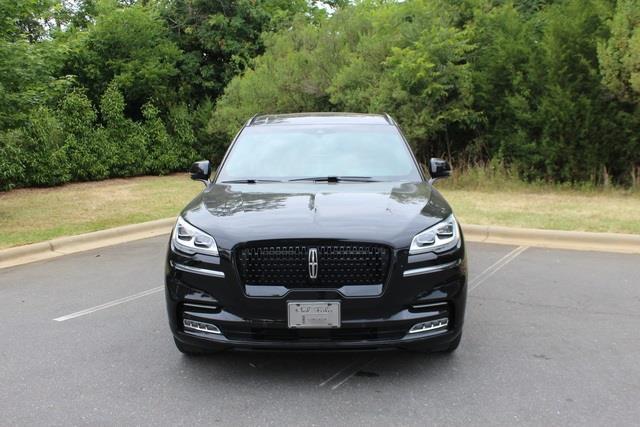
{"left": 438, "top": 166, "right": 640, "bottom": 234}
{"left": 440, "top": 189, "right": 640, "bottom": 234}
{"left": 0, "top": 175, "right": 202, "bottom": 249}
{"left": 1, "top": 171, "right": 638, "bottom": 250}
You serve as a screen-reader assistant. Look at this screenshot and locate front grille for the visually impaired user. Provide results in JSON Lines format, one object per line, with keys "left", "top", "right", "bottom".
{"left": 236, "top": 242, "right": 391, "bottom": 288}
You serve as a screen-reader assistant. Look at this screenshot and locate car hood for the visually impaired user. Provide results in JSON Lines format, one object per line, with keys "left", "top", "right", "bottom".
{"left": 181, "top": 181, "right": 452, "bottom": 250}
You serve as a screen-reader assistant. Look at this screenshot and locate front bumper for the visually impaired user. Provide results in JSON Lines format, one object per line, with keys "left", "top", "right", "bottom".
{"left": 173, "top": 326, "right": 462, "bottom": 352}
{"left": 165, "top": 240, "right": 467, "bottom": 351}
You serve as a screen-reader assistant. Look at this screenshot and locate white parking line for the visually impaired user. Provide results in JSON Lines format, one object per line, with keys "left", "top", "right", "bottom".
{"left": 51, "top": 247, "right": 526, "bottom": 323}
{"left": 330, "top": 357, "right": 376, "bottom": 391}
{"left": 53, "top": 286, "right": 163, "bottom": 322}
{"left": 469, "top": 246, "right": 528, "bottom": 293}
{"left": 319, "top": 359, "right": 362, "bottom": 388}
{"left": 319, "top": 357, "right": 376, "bottom": 390}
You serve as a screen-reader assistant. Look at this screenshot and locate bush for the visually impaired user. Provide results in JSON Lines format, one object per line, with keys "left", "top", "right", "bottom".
{"left": 167, "top": 103, "right": 199, "bottom": 166}
{"left": 0, "top": 84, "right": 204, "bottom": 192}
{"left": 0, "top": 130, "right": 26, "bottom": 191}
{"left": 19, "top": 107, "right": 70, "bottom": 186}
{"left": 58, "top": 90, "right": 110, "bottom": 181}
{"left": 142, "top": 102, "right": 182, "bottom": 175}
{"left": 100, "top": 82, "right": 147, "bottom": 177}
{"left": 209, "top": 16, "right": 333, "bottom": 160}
{"left": 209, "top": 0, "right": 640, "bottom": 186}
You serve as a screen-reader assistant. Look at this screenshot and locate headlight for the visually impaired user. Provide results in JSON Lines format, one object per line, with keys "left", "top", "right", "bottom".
{"left": 410, "top": 214, "right": 460, "bottom": 254}
{"left": 171, "top": 216, "right": 219, "bottom": 256}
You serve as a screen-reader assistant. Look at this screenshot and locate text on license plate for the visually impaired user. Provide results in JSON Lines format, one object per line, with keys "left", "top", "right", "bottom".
{"left": 287, "top": 301, "right": 341, "bottom": 328}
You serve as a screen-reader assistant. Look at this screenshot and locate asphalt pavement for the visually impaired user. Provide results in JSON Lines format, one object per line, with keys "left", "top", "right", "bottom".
{"left": 1, "top": 236, "right": 638, "bottom": 426}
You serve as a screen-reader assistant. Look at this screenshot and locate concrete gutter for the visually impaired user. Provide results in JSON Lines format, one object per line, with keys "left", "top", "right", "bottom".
{"left": 0, "top": 218, "right": 176, "bottom": 270}
{"left": 463, "top": 224, "right": 640, "bottom": 254}
{"left": 0, "top": 218, "right": 638, "bottom": 270}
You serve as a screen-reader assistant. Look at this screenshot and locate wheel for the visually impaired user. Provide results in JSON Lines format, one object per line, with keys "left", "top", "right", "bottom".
{"left": 173, "top": 338, "right": 225, "bottom": 356}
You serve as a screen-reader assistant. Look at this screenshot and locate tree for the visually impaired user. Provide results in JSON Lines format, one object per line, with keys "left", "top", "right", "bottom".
{"left": 0, "top": 0, "right": 71, "bottom": 129}
{"left": 598, "top": 0, "right": 640, "bottom": 103}
{"left": 64, "top": 3, "right": 182, "bottom": 117}
{"left": 99, "top": 81, "right": 147, "bottom": 176}
{"left": 211, "top": 0, "right": 479, "bottom": 162}
{"left": 208, "top": 16, "right": 334, "bottom": 159}
{"left": 0, "top": 0, "right": 54, "bottom": 42}
{"left": 467, "top": 2, "right": 540, "bottom": 170}
{"left": 159, "top": 0, "right": 320, "bottom": 105}
{"left": 329, "top": 0, "right": 478, "bottom": 161}
{"left": 1, "top": 0, "right": 639, "bottom": 190}
{"left": 58, "top": 89, "right": 110, "bottom": 181}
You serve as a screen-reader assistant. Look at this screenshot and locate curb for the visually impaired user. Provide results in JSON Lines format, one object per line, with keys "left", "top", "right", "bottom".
{"left": 463, "top": 224, "right": 640, "bottom": 254}
{"left": 0, "top": 218, "right": 638, "bottom": 270}
{"left": 0, "top": 218, "right": 176, "bottom": 270}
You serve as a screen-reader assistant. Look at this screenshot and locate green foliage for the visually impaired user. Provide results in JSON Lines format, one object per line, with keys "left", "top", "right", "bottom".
{"left": 64, "top": 3, "right": 182, "bottom": 115}
{"left": 209, "top": 16, "right": 332, "bottom": 156}
{"left": 469, "top": 0, "right": 638, "bottom": 184}
{"left": 167, "top": 103, "right": 198, "bottom": 164}
{"left": 0, "top": 0, "right": 54, "bottom": 42}
{"left": 19, "top": 106, "right": 71, "bottom": 186}
{"left": 340, "top": 1, "right": 478, "bottom": 160}
{"left": 1, "top": 0, "right": 640, "bottom": 191}
{"left": 211, "top": 0, "right": 639, "bottom": 185}
{"left": 159, "top": 0, "right": 320, "bottom": 105}
{"left": 0, "top": 31, "right": 56, "bottom": 129}
{"left": 598, "top": 0, "right": 640, "bottom": 103}
{"left": 211, "top": 0, "right": 480, "bottom": 161}
{"left": 0, "top": 130, "right": 26, "bottom": 191}
{"left": 99, "top": 82, "right": 147, "bottom": 177}
{"left": 142, "top": 102, "right": 181, "bottom": 175}
{"left": 191, "top": 99, "right": 215, "bottom": 158}
{"left": 59, "top": 89, "right": 110, "bottom": 181}
{"left": 532, "top": 0, "right": 614, "bottom": 182}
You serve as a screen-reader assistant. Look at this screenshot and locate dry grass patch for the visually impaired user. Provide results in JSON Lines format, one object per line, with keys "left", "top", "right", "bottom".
{"left": 440, "top": 188, "right": 640, "bottom": 234}
{"left": 0, "top": 175, "right": 202, "bottom": 249}
{"left": 1, "top": 174, "right": 638, "bottom": 250}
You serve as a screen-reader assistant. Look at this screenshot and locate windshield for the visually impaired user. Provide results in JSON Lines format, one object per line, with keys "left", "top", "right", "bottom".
{"left": 216, "top": 125, "right": 422, "bottom": 182}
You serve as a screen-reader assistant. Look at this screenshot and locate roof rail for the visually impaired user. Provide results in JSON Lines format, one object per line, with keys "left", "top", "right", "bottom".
{"left": 383, "top": 113, "right": 395, "bottom": 125}
{"left": 247, "top": 113, "right": 261, "bottom": 126}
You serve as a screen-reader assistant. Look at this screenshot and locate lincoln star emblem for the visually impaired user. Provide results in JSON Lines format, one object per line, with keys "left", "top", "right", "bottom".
{"left": 308, "top": 248, "right": 318, "bottom": 279}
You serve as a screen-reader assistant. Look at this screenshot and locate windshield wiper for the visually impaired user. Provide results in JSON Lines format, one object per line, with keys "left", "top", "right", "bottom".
{"left": 221, "top": 179, "right": 282, "bottom": 184}
{"left": 289, "top": 176, "right": 377, "bottom": 183}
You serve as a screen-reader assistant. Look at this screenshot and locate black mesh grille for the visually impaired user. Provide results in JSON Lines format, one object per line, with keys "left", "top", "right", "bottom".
{"left": 236, "top": 243, "right": 391, "bottom": 288}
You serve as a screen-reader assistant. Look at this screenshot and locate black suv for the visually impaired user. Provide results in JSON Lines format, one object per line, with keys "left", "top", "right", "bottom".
{"left": 165, "top": 113, "right": 467, "bottom": 354}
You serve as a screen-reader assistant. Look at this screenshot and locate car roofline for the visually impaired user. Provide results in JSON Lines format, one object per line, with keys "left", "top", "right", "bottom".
{"left": 246, "top": 112, "right": 394, "bottom": 127}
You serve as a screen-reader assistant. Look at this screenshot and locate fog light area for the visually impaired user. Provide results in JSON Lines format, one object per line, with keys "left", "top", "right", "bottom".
{"left": 183, "top": 319, "right": 221, "bottom": 335}
{"left": 409, "top": 318, "right": 449, "bottom": 334}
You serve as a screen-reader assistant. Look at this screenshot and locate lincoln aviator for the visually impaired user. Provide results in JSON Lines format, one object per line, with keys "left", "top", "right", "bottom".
{"left": 165, "top": 113, "right": 467, "bottom": 354}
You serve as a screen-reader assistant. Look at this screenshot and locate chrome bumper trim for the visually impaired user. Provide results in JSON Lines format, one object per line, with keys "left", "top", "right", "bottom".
{"left": 183, "top": 319, "right": 221, "bottom": 334}
{"left": 172, "top": 262, "right": 225, "bottom": 278}
{"left": 403, "top": 259, "right": 460, "bottom": 277}
{"left": 409, "top": 318, "right": 449, "bottom": 334}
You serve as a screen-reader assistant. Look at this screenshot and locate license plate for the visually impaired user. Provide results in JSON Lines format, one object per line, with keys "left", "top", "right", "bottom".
{"left": 287, "top": 301, "right": 341, "bottom": 328}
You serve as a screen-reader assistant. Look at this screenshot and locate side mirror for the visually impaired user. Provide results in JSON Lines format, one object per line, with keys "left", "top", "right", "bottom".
{"left": 190, "top": 160, "right": 212, "bottom": 183}
{"left": 428, "top": 158, "right": 451, "bottom": 184}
